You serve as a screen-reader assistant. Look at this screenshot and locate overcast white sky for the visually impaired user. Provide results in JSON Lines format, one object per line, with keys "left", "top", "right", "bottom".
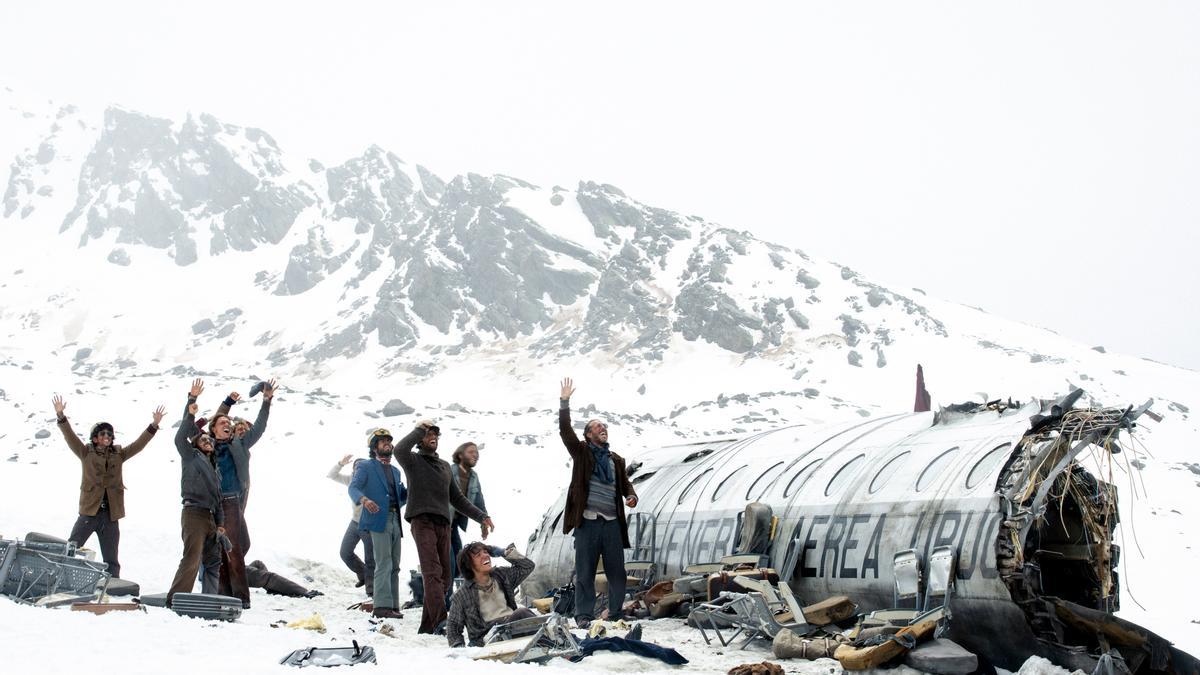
{"left": 3, "top": 1, "right": 1197, "bottom": 369}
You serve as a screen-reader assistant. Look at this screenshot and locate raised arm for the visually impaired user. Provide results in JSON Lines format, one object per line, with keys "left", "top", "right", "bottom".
{"left": 52, "top": 395, "right": 87, "bottom": 458}
{"left": 495, "top": 545, "right": 536, "bottom": 588}
{"left": 175, "top": 379, "right": 203, "bottom": 457}
{"left": 327, "top": 455, "right": 353, "bottom": 486}
{"left": 240, "top": 379, "right": 275, "bottom": 449}
{"left": 121, "top": 406, "right": 165, "bottom": 460}
{"left": 558, "top": 378, "right": 585, "bottom": 459}
{"left": 392, "top": 425, "right": 425, "bottom": 466}
{"left": 216, "top": 391, "right": 239, "bottom": 418}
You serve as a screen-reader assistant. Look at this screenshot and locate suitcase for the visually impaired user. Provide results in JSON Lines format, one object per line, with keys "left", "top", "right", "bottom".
{"left": 802, "top": 595, "right": 857, "bottom": 625}
{"left": 706, "top": 568, "right": 779, "bottom": 600}
{"left": 170, "top": 592, "right": 243, "bottom": 621}
{"left": 106, "top": 578, "right": 140, "bottom": 597}
{"left": 138, "top": 592, "right": 168, "bottom": 607}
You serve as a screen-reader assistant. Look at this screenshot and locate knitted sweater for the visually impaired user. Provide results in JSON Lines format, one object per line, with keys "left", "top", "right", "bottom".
{"left": 393, "top": 426, "right": 487, "bottom": 524}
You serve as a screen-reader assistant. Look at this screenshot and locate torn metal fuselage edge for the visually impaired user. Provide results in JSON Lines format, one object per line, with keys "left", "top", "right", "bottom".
{"left": 523, "top": 389, "right": 1198, "bottom": 674}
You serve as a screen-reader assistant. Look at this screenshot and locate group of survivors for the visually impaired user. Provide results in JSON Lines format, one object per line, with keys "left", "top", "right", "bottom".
{"left": 53, "top": 377, "right": 638, "bottom": 647}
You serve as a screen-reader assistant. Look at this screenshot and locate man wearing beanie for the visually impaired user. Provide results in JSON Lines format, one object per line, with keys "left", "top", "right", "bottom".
{"left": 393, "top": 419, "right": 495, "bottom": 634}
{"left": 52, "top": 394, "right": 165, "bottom": 579}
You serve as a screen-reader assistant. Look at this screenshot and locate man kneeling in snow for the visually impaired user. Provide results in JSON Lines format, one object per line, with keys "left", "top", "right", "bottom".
{"left": 445, "top": 543, "right": 537, "bottom": 648}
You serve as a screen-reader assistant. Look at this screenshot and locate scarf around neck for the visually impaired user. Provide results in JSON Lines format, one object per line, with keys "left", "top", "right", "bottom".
{"left": 589, "top": 441, "right": 615, "bottom": 484}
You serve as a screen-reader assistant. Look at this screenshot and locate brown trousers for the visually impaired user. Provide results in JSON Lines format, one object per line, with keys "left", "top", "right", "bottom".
{"left": 411, "top": 514, "right": 452, "bottom": 634}
{"left": 217, "top": 496, "right": 250, "bottom": 605}
{"left": 167, "top": 507, "right": 217, "bottom": 605}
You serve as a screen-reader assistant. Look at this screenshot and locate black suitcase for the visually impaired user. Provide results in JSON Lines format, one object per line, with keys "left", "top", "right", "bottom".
{"left": 170, "top": 592, "right": 243, "bottom": 621}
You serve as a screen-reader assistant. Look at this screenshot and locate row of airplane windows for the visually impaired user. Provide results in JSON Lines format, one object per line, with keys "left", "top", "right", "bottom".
{"left": 666, "top": 442, "right": 1013, "bottom": 505}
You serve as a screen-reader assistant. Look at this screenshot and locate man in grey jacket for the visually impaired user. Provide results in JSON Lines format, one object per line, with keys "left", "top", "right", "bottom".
{"left": 166, "top": 379, "right": 226, "bottom": 606}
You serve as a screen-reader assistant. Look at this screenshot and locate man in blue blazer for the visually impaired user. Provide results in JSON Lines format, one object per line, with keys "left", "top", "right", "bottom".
{"left": 349, "top": 428, "right": 408, "bottom": 618}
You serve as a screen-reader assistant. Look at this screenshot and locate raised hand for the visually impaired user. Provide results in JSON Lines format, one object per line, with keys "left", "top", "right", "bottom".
{"left": 229, "top": 391, "right": 241, "bottom": 403}
{"left": 417, "top": 418, "right": 435, "bottom": 429}
{"left": 339, "top": 453, "right": 353, "bottom": 466}
{"left": 262, "top": 378, "right": 278, "bottom": 400}
{"left": 560, "top": 378, "right": 575, "bottom": 400}
{"left": 189, "top": 378, "right": 204, "bottom": 399}
{"left": 187, "top": 403, "right": 199, "bottom": 416}
{"left": 52, "top": 395, "right": 66, "bottom": 416}
{"left": 152, "top": 406, "right": 166, "bottom": 427}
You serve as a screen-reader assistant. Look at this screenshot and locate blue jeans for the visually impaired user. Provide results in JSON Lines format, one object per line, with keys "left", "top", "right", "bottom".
{"left": 573, "top": 517, "right": 626, "bottom": 621}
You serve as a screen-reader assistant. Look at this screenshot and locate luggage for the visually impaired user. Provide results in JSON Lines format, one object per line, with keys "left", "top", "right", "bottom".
{"left": 903, "top": 638, "right": 978, "bottom": 675}
{"left": 773, "top": 632, "right": 845, "bottom": 660}
{"left": 802, "top": 595, "right": 857, "bottom": 625}
{"left": 672, "top": 574, "right": 708, "bottom": 597}
{"left": 71, "top": 602, "right": 145, "bottom": 615}
{"left": 138, "top": 592, "right": 168, "bottom": 607}
{"left": 551, "top": 582, "right": 575, "bottom": 615}
{"left": 280, "top": 641, "right": 377, "bottom": 667}
{"left": 706, "top": 568, "right": 779, "bottom": 601}
{"left": 170, "top": 592, "right": 243, "bottom": 621}
{"left": 650, "top": 592, "right": 687, "bottom": 618}
{"left": 106, "top": 578, "right": 140, "bottom": 597}
{"left": 834, "top": 618, "right": 938, "bottom": 670}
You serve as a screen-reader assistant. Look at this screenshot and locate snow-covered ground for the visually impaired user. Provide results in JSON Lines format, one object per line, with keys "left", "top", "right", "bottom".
{"left": 2, "top": 86, "right": 1199, "bottom": 674}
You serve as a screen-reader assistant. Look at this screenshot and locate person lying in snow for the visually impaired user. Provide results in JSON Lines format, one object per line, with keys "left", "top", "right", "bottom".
{"left": 445, "top": 543, "right": 537, "bottom": 648}
{"left": 245, "top": 560, "right": 323, "bottom": 598}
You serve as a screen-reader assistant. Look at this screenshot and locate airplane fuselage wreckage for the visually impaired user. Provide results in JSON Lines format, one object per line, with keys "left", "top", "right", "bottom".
{"left": 525, "top": 390, "right": 1199, "bottom": 674}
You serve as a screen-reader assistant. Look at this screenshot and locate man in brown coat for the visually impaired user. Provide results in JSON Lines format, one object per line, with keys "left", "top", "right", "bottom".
{"left": 557, "top": 378, "right": 637, "bottom": 628}
{"left": 53, "top": 394, "right": 165, "bottom": 578}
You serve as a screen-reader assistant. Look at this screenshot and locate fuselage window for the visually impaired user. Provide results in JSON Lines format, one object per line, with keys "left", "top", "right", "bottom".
{"left": 825, "top": 454, "right": 866, "bottom": 497}
{"left": 631, "top": 470, "right": 658, "bottom": 484}
{"left": 747, "top": 461, "right": 786, "bottom": 501}
{"left": 966, "top": 444, "right": 1012, "bottom": 489}
{"left": 678, "top": 468, "right": 714, "bottom": 505}
{"left": 783, "top": 459, "right": 823, "bottom": 497}
{"left": 711, "top": 465, "right": 747, "bottom": 502}
{"left": 916, "top": 447, "right": 960, "bottom": 492}
{"left": 683, "top": 449, "right": 715, "bottom": 463}
{"left": 869, "top": 451, "right": 911, "bottom": 494}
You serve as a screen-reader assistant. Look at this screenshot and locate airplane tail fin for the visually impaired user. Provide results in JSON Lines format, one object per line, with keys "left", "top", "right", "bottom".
{"left": 914, "top": 364, "right": 932, "bottom": 413}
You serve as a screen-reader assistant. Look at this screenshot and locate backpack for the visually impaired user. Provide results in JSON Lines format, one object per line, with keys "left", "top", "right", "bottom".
{"left": 551, "top": 582, "right": 575, "bottom": 615}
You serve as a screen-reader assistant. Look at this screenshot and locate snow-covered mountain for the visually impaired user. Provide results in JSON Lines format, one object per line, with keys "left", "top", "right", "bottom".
{"left": 2, "top": 85, "right": 1198, "bottom": 669}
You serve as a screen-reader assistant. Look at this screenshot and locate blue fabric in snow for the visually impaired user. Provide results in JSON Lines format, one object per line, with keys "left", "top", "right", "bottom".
{"left": 573, "top": 637, "right": 688, "bottom": 665}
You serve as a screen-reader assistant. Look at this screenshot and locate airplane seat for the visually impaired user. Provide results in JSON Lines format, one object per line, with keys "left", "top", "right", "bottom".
{"left": 736, "top": 502, "right": 773, "bottom": 556}
{"left": 923, "top": 545, "right": 957, "bottom": 615}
